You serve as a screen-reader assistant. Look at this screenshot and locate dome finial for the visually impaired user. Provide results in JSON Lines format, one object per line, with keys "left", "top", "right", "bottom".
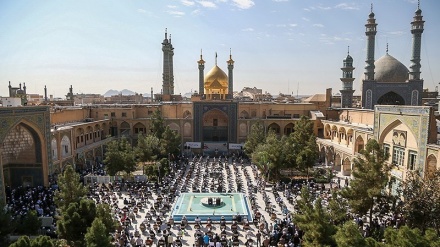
{"left": 165, "top": 28, "right": 167, "bottom": 39}
{"left": 229, "top": 48, "right": 232, "bottom": 59}
{"left": 370, "top": 3, "right": 373, "bottom": 13}
{"left": 215, "top": 52, "right": 217, "bottom": 66}
{"left": 347, "top": 46, "right": 350, "bottom": 55}
{"left": 200, "top": 49, "right": 203, "bottom": 59}
{"left": 386, "top": 43, "right": 389, "bottom": 54}
{"left": 169, "top": 34, "right": 171, "bottom": 43}
{"left": 418, "top": 0, "right": 420, "bottom": 9}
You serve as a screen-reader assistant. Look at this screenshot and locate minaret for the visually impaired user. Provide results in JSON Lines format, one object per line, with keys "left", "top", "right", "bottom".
{"left": 150, "top": 87, "right": 154, "bottom": 102}
{"left": 409, "top": 1, "right": 424, "bottom": 81}
{"left": 162, "top": 28, "right": 174, "bottom": 95}
{"left": 340, "top": 46, "right": 355, "bottom": 108}
{"left": 44, "top": 85, "right": 48, "bottom": 102}
{"left": 364, "top": 4, "right": 377, "bottom": 81}
{"left": 227, "top": 48, "right": 234, "bottom": 99}
{"left": 197, "top": 50, "right": 205, "bottom": 97}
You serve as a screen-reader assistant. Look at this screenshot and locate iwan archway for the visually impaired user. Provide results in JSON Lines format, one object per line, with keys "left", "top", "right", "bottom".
{"left": 193, "top": 102, "right": 238, "bottom": 155}
{"left": 0, "top": 107, "right": 51, "bottom": 203}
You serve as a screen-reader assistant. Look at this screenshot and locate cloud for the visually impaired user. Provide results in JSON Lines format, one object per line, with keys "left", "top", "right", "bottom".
{"left": 335, "top": 3, "right": 360, "bottom": 10}
{"left": 167, "top": 10, "right": 186, "bottom": 17}
{"left": 302, "top": 17, "right": 310, "bottom": 21}
{"left": 242, "top": 28, "right": 254, "bottom": 32}
{"left": 232, "top": 0, "right": 255, "bottom": 9}
{"left": 191, "top": 9, "right": 201, "bottom": 15}
{"left": 289, "top": 23, "right": 298, "bottom": 27}
{"left": 137, "top": 8, "right": 147, "bottom": 13}
{"left": 181, "top": 0, "right": 195, "bottom": 6}
{"left": 313, "top": 23, "right": 324, "bottom": 28}
{"left": 167, "top": 5, "right": 178, "bottom": 9}
{"left": 198, "top": 1, "right": 217, "bottom": 8}
{"left": 319, "top": 35, "right": 351, "bottom": 45}
{"left": 273, "top": 0, "right": 288, "bottom": 2}
{"left": 387, "top": 31, "right": 406, "bottom": 36}
{"left": 317, "top": 5, "right": 331, "bottom": 10}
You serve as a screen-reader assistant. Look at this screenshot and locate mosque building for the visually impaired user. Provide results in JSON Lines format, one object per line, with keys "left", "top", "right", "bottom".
{"left": 0, "top": 2, "right": 439, "bottom": 203}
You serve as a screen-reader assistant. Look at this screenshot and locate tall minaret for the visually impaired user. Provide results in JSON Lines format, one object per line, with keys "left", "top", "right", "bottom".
{"left": 364, "top": 4, "right": 377, "bottom": 81}
{"left": 227, "top": 48, "right": 234, "bottom": 99}
{"left": 162, "top": 28, "right": 174, "bottom": 95}
{"left": 340, "top": 47, "right": 355, "bottom": 108}
{"left": 197, "top": 50, "right": 205, "bottom": 97}
{"left": 409, "top": 1, "right": 424, "bottom": 81}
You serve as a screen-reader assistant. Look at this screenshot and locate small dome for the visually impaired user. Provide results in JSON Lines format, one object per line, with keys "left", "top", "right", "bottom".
{"left": 374, "top": 54, "right": 409, "bottom": 83}
{"left": 344, "top": 54, "right": 353, "bottom": 62}
{"left": 204, "top": 65, "right": 228, "bottom": 89}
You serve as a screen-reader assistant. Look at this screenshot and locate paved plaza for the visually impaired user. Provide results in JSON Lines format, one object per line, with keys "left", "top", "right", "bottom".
{"left": 92, "top": 156, "right": 303, "bottom": 246}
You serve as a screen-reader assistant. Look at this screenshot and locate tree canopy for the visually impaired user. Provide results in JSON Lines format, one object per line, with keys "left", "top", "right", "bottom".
{"left": 340, "top": 138, "right": 390, "bottom": 223}
{"left": 103, "top": 136, "right": 136, "bottom": 176}
{"left": 54, "top": 164, "right": 88, "bottom": 211}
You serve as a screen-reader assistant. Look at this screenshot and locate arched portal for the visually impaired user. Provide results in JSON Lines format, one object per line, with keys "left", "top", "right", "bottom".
{"left": 342, "top": 158, "right": 351, "bottom": 176}
{"left": 202, "top": 109, "right": 229, "bottom": 155}
{"left": 1, "top": 122, "right": 46, "bottom": 188}
{"left": 425, "top": 155, "right": 437, "bottom": 179}
{"left": 377, "top": 91, "right": 405, "bottom": 105}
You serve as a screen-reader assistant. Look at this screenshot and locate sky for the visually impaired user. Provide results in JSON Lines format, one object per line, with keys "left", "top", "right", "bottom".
{"left": 0, "top": 0, "right": 439, "bottom": 98}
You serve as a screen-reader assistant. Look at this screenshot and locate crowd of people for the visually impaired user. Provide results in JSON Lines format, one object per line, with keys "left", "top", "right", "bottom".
{"left": 4, "top": 153, "right": 407, "bottom": 246}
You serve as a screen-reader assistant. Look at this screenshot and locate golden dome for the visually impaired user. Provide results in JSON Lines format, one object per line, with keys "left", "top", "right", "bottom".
{"left": 204, "top": 65, "right": 228, "bottom": 89}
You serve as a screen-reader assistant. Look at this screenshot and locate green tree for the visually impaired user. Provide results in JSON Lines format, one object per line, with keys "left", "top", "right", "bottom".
{"left": 95, "top": 204, "right": 117, "bottom": 235}
{"left": 54, "top": 164, "right": 88, "bottom": 211}
{"left": 151, "top": 109, "right": 165, "bottom": 139}
{"left": 293, "top": 187, "right": 337, "bottom": 247}
{"left": 85, "top": 218, "right": 113, "bottom": 247}
{"left": 287, "top": 116, "right": 319, "bottom": 174}
{"left": 9, "top": 235, "right": 31, "bottom": 247}
{"left": 327, "top": 191, "right": 349, "bottom": 225}
{"left": 252, "top": 130, "right": 285, "bottom": 180}
{"left": 340, "top": 139, "right": 390, "bottom": 224}
{"left": 0, "top": 203, "right": 14, "bottom": 246}
{"left": 15, "top": 210, "right": 41, "bottom": 235}
{"left": 30, "top": 235, "right": 55, "bottom": 247}
{"left": 160, "top": 126, "right": 181, "bottom": 158}
{"left": 104, "top": 136, "right": 136, "bottom": 175}
{"left": 57, "top": 199, "right": 97, "bottom": 247}
{"left": 243, "top": 121, "right": 265, "bottom": 157}
{"left": 334, "top": 221, "right": 366, "bottom": 247}
{"left": 135, "top": 133, "right": 160, "bottom": 163}
{"left": 400, "top": 170, "right": 440, "bottom": 233}
{"left": 383, "top": 226, "right": 430, "bottom": 247}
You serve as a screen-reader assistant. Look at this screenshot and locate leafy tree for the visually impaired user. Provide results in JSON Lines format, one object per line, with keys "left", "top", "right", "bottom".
{"left": 30, "top": 235, "right": 55, "bottom": 247}
{"left": 243, "top": 121, "right": 265, "bottom": 157}
{"left": 15, "top": 210, "right": 41, "bottom": 235}
{"left": 287, "top": 116, "right": 319, "bottom": 173}
{"left": 54, "top": 164, "right": 88, "bottom": 211}
{"left": 85, "top": 218, "right": 113, "bottom": 247}
{"left": 251, "top": 130, "right": 285, "bottom": 180}
{"left": 293, "top": 187, "right": 337, "bottom": 247}
{"left": 400, "top": 170, "right": 440, "bottom": 233}
{"left": 151, "top": 109, "right": 165, "bottom": 139}
{"left": 9, "top": 235, "right": 31, "bottom": 247}
{"left": 340, "top": 139, "right": 390, "bottom": 224}
{"left": 57, "top": 199, "right": 97, "bottom": 247}
{"left": 95, "top": 204, "right": 117, "bottom": 235}
{"left": 104, "top": 136, "right": 136, "bottom": 175}
{"left": 383, "top": 226, "right": 430, "bottom": 247}
{"left": 334, "top": 221, "right": 366, "bottom": 247}
{"left": 0, "top": 203, "right": 14, "bottom": 246}
{"left": 327, "top": 191, "right": 349, "bottom": 225}
{"left": 135, "top": 133, "right": 160, "bottom": 163}
{"left": 160, "top": 126, "right": 181, "bottom": 158}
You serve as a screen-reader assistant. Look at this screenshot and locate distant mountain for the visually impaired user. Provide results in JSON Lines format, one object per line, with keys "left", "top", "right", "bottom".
{"left": 103, "top": 89, "right": 135, "bottom": 97}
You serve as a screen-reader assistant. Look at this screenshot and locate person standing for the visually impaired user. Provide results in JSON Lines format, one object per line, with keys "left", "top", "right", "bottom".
{"left": 256, "top": 230, "right": 262, "bottom": 247}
